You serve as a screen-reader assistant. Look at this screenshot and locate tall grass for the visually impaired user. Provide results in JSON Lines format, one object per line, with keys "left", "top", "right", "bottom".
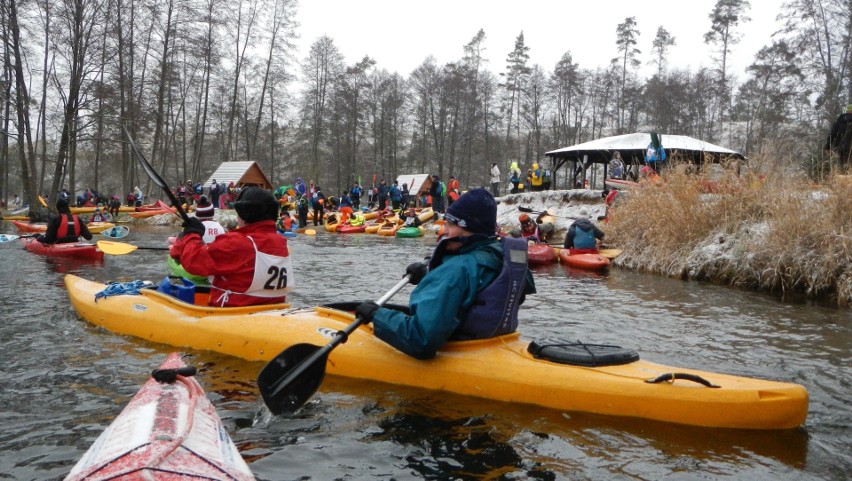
{"left": 606, "top": 160, "right": 852, "bottom": 306}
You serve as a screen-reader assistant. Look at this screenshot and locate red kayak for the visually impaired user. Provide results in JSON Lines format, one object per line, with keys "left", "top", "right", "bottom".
{"left": 12, "top": 220, "right": 47, "bottom": 233}
{"left": 22, "top": 238, "right": 104, "bottom": 260}
{"left": 337, "top": 223, "right": 367, "bottom": 233}
{"left": 558, "top": 249, "right": 611, "bottom": 271}
{"left": 135, "top": 199, "right": 174, "bottom": 212}
{"left": 527, "top": 243, "right": 558, "bottom": 265}
{"left": 65, "top": 353, "right": 256, "bottom": 481}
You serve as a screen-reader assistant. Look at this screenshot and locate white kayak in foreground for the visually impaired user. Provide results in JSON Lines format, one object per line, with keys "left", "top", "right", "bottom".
{"left": 65, "top": 352, "right": 255, "bottom": 481}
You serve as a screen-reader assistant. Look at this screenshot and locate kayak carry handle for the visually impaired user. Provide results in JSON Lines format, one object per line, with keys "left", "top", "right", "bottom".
{"left": 645, "top": 372, "right": 720, "bottom": 388}
{"left": 152, "top": 366, "right": 197, "bottom": 383}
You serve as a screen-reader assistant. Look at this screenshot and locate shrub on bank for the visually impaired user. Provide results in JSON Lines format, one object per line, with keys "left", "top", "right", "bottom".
{"left": 606, "top": 162, "right": 852, "bottom": 306}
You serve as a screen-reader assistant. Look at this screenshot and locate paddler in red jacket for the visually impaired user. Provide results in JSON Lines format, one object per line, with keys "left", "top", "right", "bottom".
{"left": 171, "top": 187, "right": 293, "bottom": 307}
{"left": 37, "top": 198, "right": 93, "bottom": 244}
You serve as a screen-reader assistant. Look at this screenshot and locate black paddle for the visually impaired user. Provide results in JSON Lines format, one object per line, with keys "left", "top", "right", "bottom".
{"left": 257, "top": 274, "right": 412, "bottom": 415}
{"left": 518, "top": 206, "right": 548, "bottom": 216}
{"left": 122, "top": 125, "right": 190, "bottom": 223}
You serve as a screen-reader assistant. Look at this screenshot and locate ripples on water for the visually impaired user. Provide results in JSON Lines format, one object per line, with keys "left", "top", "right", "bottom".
{"left": 0, "top": 225, "right": 849, "bottom": 480}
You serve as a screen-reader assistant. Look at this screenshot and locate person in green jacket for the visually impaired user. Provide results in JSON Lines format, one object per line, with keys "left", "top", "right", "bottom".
{"left": 356, "top": 188, "right": 536, "bottom": 359}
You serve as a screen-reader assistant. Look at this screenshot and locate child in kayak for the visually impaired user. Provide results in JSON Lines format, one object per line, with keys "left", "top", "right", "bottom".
{"left": 402, "top": 208, "right": 422, "bottom": 228}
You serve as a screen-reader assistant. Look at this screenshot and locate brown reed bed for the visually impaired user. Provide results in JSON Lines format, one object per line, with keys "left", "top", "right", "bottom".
{"left": 605, "top": 162, "right": 852, "bottom": 306}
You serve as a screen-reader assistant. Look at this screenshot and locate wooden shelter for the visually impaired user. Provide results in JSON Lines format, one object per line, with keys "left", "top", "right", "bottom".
{"left": 544, "top": 132, "right": 745, "bottom": 185}
{"left": 203, "top": 161, "right": 273, "bottom": 190}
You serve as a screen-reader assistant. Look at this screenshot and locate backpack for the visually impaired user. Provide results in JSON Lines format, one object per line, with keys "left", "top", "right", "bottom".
{"left": 542, "top": 169, "right": 552, "bottom": 183}
{"left": 440, "top": 181, "right": 446, "bottom": 197}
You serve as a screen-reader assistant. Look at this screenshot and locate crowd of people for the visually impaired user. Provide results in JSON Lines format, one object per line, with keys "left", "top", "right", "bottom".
{"left": 25, "top": 169, "right": 617, "bottom": 364}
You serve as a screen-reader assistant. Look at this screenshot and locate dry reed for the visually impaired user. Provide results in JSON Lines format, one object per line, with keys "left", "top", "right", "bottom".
{"left": 606, "top": 161, "right": 852, "bottom": 306}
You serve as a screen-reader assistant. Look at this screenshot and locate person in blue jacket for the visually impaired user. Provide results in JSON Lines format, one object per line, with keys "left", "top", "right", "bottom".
{"left": 563, "top": 209, "right": 605, "bottom": 252}
{"left": 377, "top": 179, "right": 390, "bottom": 211}
{"left": 356, "top": 188, "right": 536, "bottom": 360}
{"left": 389, "top": 180, "right": 403, "bottom": 210}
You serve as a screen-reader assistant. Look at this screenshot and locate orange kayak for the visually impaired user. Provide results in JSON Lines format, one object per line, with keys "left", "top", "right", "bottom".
{"left": 558, "top": 249, "right": 611, "bottom": 271}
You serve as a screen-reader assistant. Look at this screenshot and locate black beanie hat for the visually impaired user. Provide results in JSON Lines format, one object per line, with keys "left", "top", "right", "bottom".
{"left": 445, "top": 188, "right": 497, "bottom": 235}
{"left": 234, "top": 187, "right": 278, "bottom": 223}
{"left": 56, "top": 198, "right": 70, "bottom": 213}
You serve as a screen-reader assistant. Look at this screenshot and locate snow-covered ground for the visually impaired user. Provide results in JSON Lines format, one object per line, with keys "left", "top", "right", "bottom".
{"left": 495, "top": 189, "right": 605, "bottom": 239}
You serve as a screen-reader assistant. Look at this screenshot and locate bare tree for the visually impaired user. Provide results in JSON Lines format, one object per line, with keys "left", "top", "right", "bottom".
{"left": 224, "top": 0, "right": 261, "bottom": 161}
{"left": 521, "top": 64, "right": 547, "bottom": 162}
{"left": 245, "top": 0, "right": 296, "bottom": 162}
{"left": 300, "top": 35, "right": 343, "bottom": 173}
{"left": 735, "top": 41, "right": 802, "bottom": 155}
{"left": 7, "top": 0, "right": 40, "bottom": 209}
{"left": 48, "top": 0, "right": 108, "bottom": 201}
{"left": 779, "top": 0, "right": 850, "bottom": 125}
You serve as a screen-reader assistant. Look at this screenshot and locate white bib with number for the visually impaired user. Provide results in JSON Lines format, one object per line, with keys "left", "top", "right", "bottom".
{"left": 212, "top": 235, "right": 293, "bottom": 303}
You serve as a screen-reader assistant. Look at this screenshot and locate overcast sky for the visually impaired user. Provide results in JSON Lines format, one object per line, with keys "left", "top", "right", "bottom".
{"left": 295, "top": 0, "right": 784, "bottom": 80}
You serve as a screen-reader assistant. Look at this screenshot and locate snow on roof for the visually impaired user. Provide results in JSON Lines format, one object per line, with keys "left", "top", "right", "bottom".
{"left": 203, "top": 161, "right": 272, "bottom": 189}
{"left": 546, "top": 132, "right": 744, "bottom": 163}
{"left": 395, "top": 174, "right": 431, "bottom": 194}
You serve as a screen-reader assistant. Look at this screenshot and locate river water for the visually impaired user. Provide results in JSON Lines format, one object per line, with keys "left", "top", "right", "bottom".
{"left": 0, "top": 224, "right": 848, "bottom": 480}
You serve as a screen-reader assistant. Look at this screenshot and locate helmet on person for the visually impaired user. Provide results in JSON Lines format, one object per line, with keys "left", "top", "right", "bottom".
{"left": 519, "top": 213, "right": 531, "bottom": 223}
{"left": 234, "top": 187, "right": 278, "bottom": 223}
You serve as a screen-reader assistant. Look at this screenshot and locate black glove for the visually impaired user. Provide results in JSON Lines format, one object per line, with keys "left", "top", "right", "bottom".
{"left": 181, "top": 217, "right": 205, "bottom": 237}
{"left": 355, "top": 301, "right": 380, "bottom": 324}
{"left": 405, "top": 262, "right": 428, "bottom": 285}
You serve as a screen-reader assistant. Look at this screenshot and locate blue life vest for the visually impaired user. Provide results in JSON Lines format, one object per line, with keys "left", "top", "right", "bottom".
{"left": 573, "top": 225, "right": 597, "bottom": 249}
{"left": 452, "top": 236, "right": 528, "bottom": 340}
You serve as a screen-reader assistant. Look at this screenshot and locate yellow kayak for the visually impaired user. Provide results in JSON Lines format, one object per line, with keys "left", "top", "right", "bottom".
{"left": 64, "top": 274, "right": 808, "bottom": 430}
{"left": 86, "top": 222, "right": 117, "bottom": 234}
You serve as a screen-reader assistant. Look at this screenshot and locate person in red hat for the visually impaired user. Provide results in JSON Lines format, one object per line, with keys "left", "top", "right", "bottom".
{"left": 509, "top": 212, "right": 554, "bottom": 242}
{"left": 355, "top": 188, "right": 536, "bottom": 359}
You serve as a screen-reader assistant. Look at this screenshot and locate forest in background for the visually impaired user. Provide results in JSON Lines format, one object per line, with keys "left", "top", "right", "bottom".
{"left": 0, "top": 0, "right": 850, "bottom": 208}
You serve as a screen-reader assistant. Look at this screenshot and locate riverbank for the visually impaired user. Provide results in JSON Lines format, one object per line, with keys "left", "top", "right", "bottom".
{"left": 123, "top": 174, "right": 851, "bottom": 307}
{"left": 501, "top": 168, "right": 850, "bottom": 307}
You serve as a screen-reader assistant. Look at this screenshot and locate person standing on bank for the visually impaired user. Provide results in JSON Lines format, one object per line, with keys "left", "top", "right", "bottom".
{"left": 429, "top": 175, "right": 445, "bottom": 214}
{"left": 171, "top": 187, "right": 292, "bottom": 307}
{"left": 825, "top": 104, "right": 852, "bottom": 167}
{"left": 610, "top": 151, "right": 624, "bottom": 180}
{"left": 37, "top": 198, "right": 93, "bottom": 244}
{"left": 377, "top": 179, "right": 390, "bottom": 211}
{"left": 311, "top": 186, "right": 326, "bottom": 225}
{"left": 490, "top": 163, "right": 501, "bottom": 197}
{"left": 355, "top": 188, "right": 536, "bottom": 360}
{"left": 297, "top": 195, "right": 310, "bottom": 228}
{"left": 350, "top": 182, "right": 363, "bottom": 211}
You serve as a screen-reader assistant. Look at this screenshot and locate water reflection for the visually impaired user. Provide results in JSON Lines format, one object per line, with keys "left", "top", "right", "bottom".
{"left": 0, "top": 225, "right": 849, "bottom": 480}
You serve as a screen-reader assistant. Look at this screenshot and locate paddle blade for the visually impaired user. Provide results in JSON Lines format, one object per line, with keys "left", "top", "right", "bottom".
{"left": 123, "top": 126, "right": 168, "bottom": 190}
{"left": 0, "top": 234, "right": 20, "bottom": 243}
{"left": 97, "top": 240, "right": 139, "bottom": 255}
{"left": 305, "top": 229, "right": 317, "bottom": 236}
{"left": 257, "top": 343, "right": 328, "bottom": 414}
